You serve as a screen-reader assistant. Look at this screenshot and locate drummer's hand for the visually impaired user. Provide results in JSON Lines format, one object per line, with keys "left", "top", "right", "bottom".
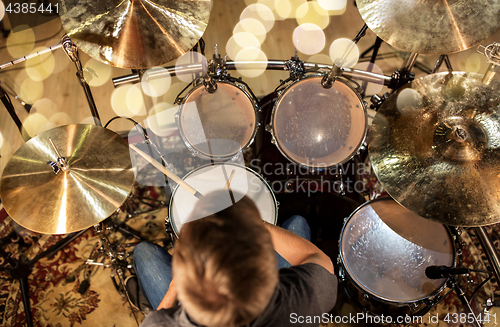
{"left": 157, "top": 279, "right": 177, "bottom": 310}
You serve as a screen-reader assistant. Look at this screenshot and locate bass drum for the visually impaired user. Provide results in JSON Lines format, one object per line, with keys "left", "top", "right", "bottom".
{"left": 168, "top": 163, "right": 277, "bottom": 236}
{"left": 177, "top": 80, "right": 259, "bottom": 161}
{"left": 338, "top": 197, "right": 455, "bottom": 318}
{"left": 268, "top": 75, "right": 367, "bottom": 168}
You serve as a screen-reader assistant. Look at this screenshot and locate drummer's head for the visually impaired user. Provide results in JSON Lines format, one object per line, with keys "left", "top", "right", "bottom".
{"left": 173, "top": 190, "right": 278, "bottom": 327}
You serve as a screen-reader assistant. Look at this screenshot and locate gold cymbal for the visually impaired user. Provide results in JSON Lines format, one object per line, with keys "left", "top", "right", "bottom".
{"left": 357, "top": 0, "right": 500, "bottom": 54}
{"left": 58, "top": 0, "right": 212, "bottom": 69}
{"left": 0, "top": 124, "right": 135, "bottom": 234}
{"left": 369, "top": 72, "right": 500, "bottom": 226}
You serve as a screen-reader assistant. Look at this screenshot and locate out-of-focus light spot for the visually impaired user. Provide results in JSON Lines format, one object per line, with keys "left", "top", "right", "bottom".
{"left": 235, "top": 47, "right": 268, "bottom": 78}
{"left": 7, "top": 25, "right": 35, "bottom": 58}
{"left": 126, "top": 84, "right": 147, "bottom": 116}
{"left": 353, "top": 62, "right": 385, "bottom": 95}
{"left": 0, "top": 132, "right": 4, "bottom": 148}
{"left": 37, "top": 122, "right": 57, "bottom": 134}
{"left": 80, "top": 116, "right": 99, "bottom": 125}
{"left": 49, "top": 112, "right": 73, "bottom": 126}
{"left": 287, "top": 0, "right": 307, "bottom": 18}
{"left": 111, "top": 84, "right": 136, "bottom": 118}
{"left": 0, "top": 139, "right": 13, "bottom": 174}
{"left": 141, "top": 67, "right": 172, "bottom": 97}
{"left": 308, "top": 53, "right": 332, "bottom": 64}
{"left": 396, "top": 88, "right": 423, "bottom": 113}
{"left": 25, "top": 47, "right": 55, "bottom": 81}
{"left": 31, "top": 98, "right": 57, "bottom": 118}
{"left": 245, "top": 0, "right": 259, "bottom": 5}
{"left": 84, "top": 58, "right": 112, "bottom": 87}
{"left": 296, "top": 2, "right": 329, "bottom": 29}
{"left": 274, "top": 0, "right": 292, "bottom": 19}
{"left": 226, "top": 32, "right": 261, "bottom": 60}
{"left": 20, "top": 79, "right": 43, "bottom": 104}
{"left": 145, "top": 102, "right": 178, "bottom": 137}
{"left": 23, "top": 112, "right": 49, "bottom": 136}
{"left": 0, "top": 1, "right": 5, "bottom": 22}
{"left": 175, "top": 52, "right": 207, "bottom": 83}
{"left": 293, "top": 23, "right": 325, "bottom": 55}
{"left": 234, "top": 18, "right": 267, "bottom": 44}
{"left": 241, "top": 4, "right": 275, "bottom": 33}
{"left": 329, "top": 38, "right": 360, "bottom": 68}
{"left": 465, "top": 53, "right": 482, "bottom": 73}
{"left": 318, "top": 0, "right": 347, "bottom": 11}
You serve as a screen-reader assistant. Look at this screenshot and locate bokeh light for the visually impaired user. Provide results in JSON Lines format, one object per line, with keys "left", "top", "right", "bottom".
{"left": 353, "top": 62, "right": 385, "bottom": 95}
{"left": 31, "top": 98, "right": 58, "bottom": 118}
{"left": 329, "top": 38, "right": 360, "bottom": 68}
{"left": 296, "top": 2, "right": 329, "bottom": 30}
{"left": 226, "top": 32, "right": 261, "bottom": 60}
{"left": 0, "top": 1, "right": 5, "bottom": 22}
{"left": 144, "top": 102, "right": 178, "bottom": 137}
{"left": 80, "top": 116, "right": 100, "bottom": 125}
{"left": 234, "top": 18, "right": 267, "bottom": 44}
{"left": 25, "top": 47, "right": 55, "bottom": 81}
{"left": 111, "top": 84, "right": 145, "bottom": 118}
{"left": 396, "top": 88, "right": 423, "bottom": 114}
{"left": 84, "top": 58, "right": 112, "bottom": 87}
{"left": 23, "top": 112, "right": 49, "bottom": 136}
{"left": 7, "top": 25, "right": 35, "bottom": 58}
{"left": 175, "top": 52, "right": 208, "bottom": 83}
{"left": 293, "top": 23, "right": 325, "bottom": 55}
{"left": 465, "top": 53, "right": 482, "bottom": 73}
{"left": 287, "top": 0, "right": 307, "bottom": 18}
{"left": 318, "top": 0, "right": 347, "bottom": 11}
{"left": 274, "top": 0, "right": 292, "bottom": 19}
{"left": 235, "top": 47, "right": 268, "bottom": 78}
{"left": 49, "top": 112, "right": 73, "bottom": 126}
{"left": 20, "top": 79, "right": 43, "bottom": 104}
{"left": 141, "top": 67, "right": 172, "bottom": 97}
{"left": 0, "top": 131, "right": 4, "bottom": 148}
{"left": 241, "top": 4, "right": 275, "bottom": 33}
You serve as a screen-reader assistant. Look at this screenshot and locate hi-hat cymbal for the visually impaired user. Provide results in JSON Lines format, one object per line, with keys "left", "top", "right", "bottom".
{"left": 0, "top": 124, "right": 135, "bottom": 234}
{"left": 58, "top": 0, "right": 212, "bottom": 69}
{"left": 356, "top": 0, "right": 500, "bottom": 54}
{"left": 369, "top": 72, "right": 500, "bottom": 227}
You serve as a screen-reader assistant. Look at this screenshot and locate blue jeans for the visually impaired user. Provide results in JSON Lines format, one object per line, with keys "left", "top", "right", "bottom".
{"left": 133, "top": 215, "right": 310, "bottom": 309}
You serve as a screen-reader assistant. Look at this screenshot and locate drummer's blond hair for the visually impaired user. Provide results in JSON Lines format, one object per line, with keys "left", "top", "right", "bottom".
{"left": 173, "top": 191, "right": 278, "bottom": 327}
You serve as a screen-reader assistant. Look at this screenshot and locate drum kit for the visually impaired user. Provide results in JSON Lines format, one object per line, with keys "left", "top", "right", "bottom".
{"left": 0, "top": 0, "right": 500, "bottom": 325}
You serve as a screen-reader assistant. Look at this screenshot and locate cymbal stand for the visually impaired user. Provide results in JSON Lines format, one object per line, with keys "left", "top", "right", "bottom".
{"left": 448, "top": 276, "right": 482, "bottom": 327}
{"left": 61, "top": 35, "right": 102, "bottom": 126}
{"left": 0, "top": 229, "right": 86, "bottom": 327}
{"left": 474, "top": 227, "right": 500, "bottom": 286}
{"left": 432, "top": 55, "right": 453, "bottom": 73}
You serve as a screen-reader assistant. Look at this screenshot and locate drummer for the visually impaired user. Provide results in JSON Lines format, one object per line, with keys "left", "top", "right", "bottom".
{"left": 133, "top": 190, "right": 337, "bottom": 326}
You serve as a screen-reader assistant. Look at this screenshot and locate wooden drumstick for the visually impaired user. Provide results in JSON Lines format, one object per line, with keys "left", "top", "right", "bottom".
{"left": 224, "top": 170, "right": 235, "bottom": 190}
{"left": 129, "top": 144, "right": 203, "bottom": 199}
{"left": 222, "top": 168, "right": 236, "bottom": 204}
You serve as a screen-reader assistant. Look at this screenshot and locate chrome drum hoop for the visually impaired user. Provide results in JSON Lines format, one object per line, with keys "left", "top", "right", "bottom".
{"left": 177, "top": 80, "right": 260, "bottom": 161}
{"left": 269, "top": 74, "right": 367, "bottom": 169}
{"left": 338, "top": 197, "right": 456, "bottom": 317}
{"left": 168, "top": 162, "right": 278, "bottom": 236}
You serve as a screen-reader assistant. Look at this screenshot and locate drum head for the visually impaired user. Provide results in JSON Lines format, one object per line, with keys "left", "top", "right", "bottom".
{"left": 340, "top": 198, "right": 454, "bottom": 302}
{"left": 169, "top": 163, "right": 277, "bottom": 235}
{"left": 272, "top": 76, "right": 366, "bottom": 167}
{"left": 179, "top": 82, "right": 257, "bottom": 159}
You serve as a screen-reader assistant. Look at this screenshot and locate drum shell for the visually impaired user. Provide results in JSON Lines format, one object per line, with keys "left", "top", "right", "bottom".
{"left": 268, "top": 75, "right": 367, "bottom": 168}
{"left": 177, "top": 80, "right": 260, "bottom": 161}
{"left": 338, "top": 197, "right": 456, "bottom": 318}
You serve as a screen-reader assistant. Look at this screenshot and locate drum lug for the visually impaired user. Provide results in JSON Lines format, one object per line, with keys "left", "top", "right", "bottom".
{"left": 265, "top": 124, "right": 272, "bottom": 133}
{"left": 285, "top": 180, "right": 293, "bottom": 192}
{"left": 276, "top": 201, "right": 280, "bottom": 209}
{"left": 363, "top": 294, "right": 370, "bottom": 302}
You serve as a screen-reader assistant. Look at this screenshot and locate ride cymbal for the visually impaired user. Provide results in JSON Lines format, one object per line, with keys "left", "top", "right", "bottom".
{"left": 0, "top": 124, "right": 135, "bottom": 234}
{"left": 58, "top": 0, "right": 212, "bottom": 68}
{"left": 369, "top": 72, "right": 500, "bottom": 226}
{"left": 356, "top": 0, "right": 500, "bottom": 54}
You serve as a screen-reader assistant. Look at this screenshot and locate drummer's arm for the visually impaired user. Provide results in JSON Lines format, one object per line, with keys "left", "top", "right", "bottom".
{"left": 263, "top": 222, "right": 334, "bottom": 274}
{"left": 157, "top": 279, "right": 177, "bottom": 310}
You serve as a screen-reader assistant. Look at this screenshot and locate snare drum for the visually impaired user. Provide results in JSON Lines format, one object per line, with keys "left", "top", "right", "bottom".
{"left": 168, "top": 163, "right": 277, "bottom": 236}
{"left": 177, "top": 81, "right": 259, "bottom": 161}
{"left": 268, "top": 75, "right": 367, "bottom": 168}
{"left": 339, "top": 197, "right": 455, "bottom": 317}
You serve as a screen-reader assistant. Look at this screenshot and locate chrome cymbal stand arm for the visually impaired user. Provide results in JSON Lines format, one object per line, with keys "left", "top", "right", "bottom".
{"left": 474, "top": 226, "right": 500, "bottom": 285}
{"left": 62, "top": 35, "right": 101, "bottom": 126}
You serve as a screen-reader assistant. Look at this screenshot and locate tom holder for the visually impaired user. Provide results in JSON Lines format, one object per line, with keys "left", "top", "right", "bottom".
{"left": 478, "top": 42, "right": 500, "bottom": 85}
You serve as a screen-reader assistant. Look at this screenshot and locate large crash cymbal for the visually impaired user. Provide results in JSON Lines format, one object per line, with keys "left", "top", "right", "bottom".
{"left": 369, "top": 72, "right": 500, "bottom": 226}
{"left": 0, "top": 124, "right": 135, "bottom": 234}
{"left": 357, "top": 0, "right": 500, "bottom": 54}
{"left": 58, "top": 0, "right": 212, "bottom": 69}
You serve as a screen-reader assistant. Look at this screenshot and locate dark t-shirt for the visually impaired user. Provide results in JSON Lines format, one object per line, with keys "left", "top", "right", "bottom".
{"left": 140, "top": 263, "right": 338, "bottom": 327}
